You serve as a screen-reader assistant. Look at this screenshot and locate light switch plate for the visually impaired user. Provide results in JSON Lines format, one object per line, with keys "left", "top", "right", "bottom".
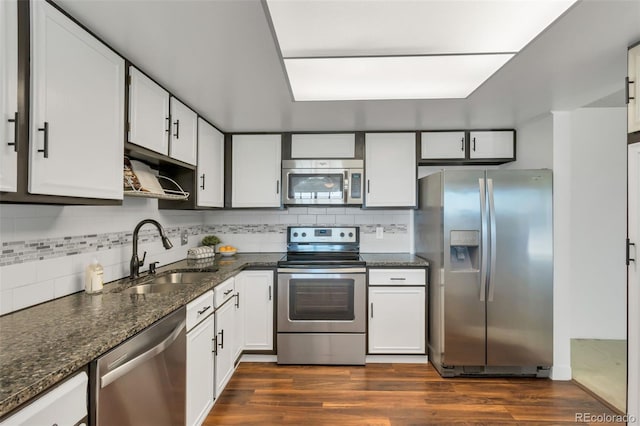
{"left": 376, "top": 227, "right": 384, "bottom": 239}
{"left": 181, "top": 230, "right": 188, "bottom": 246}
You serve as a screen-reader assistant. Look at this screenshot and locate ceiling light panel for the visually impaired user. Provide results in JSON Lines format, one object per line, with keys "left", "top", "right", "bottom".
{"left": 266, "top": 0, "right": 578, "bottom": 57}
{"left": 284, "top": 54, "right": 514, "bottom": 101}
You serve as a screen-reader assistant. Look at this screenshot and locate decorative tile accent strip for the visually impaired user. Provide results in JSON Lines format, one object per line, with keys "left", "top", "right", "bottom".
{"left": 0, "top": 224, "right": 407, "bottom": 267}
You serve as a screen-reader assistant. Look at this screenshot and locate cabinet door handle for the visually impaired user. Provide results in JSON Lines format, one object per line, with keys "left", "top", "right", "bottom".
{"left": 268, "top": 285, "right": 272, "bottom": 301}
{"left": 370, "top": 302, "right": 374, "bottom": 318}
{"left": 165, "top": 116, "right": 170, "bottom": 133}
{"left": 200, "top": 174, "right": 206, "bottom": 190}
{"left": 212, "top": 337, "right": 217, "bottom": 355}
{"left": 197, "top": 305, "right": 211, "bottom": 315}
{"left": 218, "top": 329, "right": 224, "bottom": 349}
{"left": 390, "top": 277, "right": 406, "bottom": 281}
{"left": 472, "top": 137, "right": 476, "bottom": 151}
{"left": 626, "top": 77, "right": 635, "bottom": 103}
{"left": 235, "top": 292, "right": 240, "bottom": 308}
{"left": 627, "top": 238, "right": 636, "bottom": 265}
{"left": 367, "top": 180, "right": 370, "bottom": 194}
{"left": 7, "top": 112, "right": 18, "bottom": 152}
{"left": 460, "top": 136, "right": 464, "bottom": 152}
{"left": 173, "top": 119, "right": 180, "bottom": 139}
{"left": 37, "top": 122, "right": 49, "bottom": 158}
{"left": 276, "top": 180, "right": 280, "bottom": 194}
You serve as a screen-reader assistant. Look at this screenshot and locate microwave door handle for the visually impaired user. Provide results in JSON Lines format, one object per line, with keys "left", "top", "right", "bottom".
{"left": 344, "top": 171, "right": 349, "bottom": 202}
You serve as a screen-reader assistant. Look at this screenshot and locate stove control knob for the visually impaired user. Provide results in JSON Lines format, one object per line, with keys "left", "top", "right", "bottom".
{"left": 302, "top": 232, "right": 307, "bottom": 237}
{"left": 348, "top": 232, "right": 354, "bottom": 237}
{"left": 340, "top": 232, "right": 345, "bottom": 237}
{"left": 293, "top": 232, "right": 299, "bottom": 237}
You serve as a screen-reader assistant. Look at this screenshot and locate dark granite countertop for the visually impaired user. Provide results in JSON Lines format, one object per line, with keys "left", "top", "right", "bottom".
{"left": 0, "top": 251, "right": 427, "bottom": 417}
{"left": 361, "top": 253, "right": 429, "bottom": 267}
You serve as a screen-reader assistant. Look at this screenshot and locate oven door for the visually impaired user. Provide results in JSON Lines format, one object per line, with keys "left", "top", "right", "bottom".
{"left": 277, "top": 268, "right": 366, "bottom": 333}
{"left": 282, "top": 169, "right": 349, "bottom": 205}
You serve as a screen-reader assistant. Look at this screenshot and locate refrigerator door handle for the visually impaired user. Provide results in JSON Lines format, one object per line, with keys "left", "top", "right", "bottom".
{"left": 487, "top": 178, "right": 497, "bottom": 302}
{"left": 479, "top": 178, "right": 488, "bottom": 302}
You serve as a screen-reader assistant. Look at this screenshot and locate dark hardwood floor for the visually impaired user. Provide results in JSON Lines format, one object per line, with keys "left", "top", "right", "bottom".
{"left": 205, "top": 363, "right": 621, "bottom": 425}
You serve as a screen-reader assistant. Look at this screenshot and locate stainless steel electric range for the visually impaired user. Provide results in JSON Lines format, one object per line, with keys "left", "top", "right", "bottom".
{"left": 277, "top": 226, "right": 366, "bottom": 365}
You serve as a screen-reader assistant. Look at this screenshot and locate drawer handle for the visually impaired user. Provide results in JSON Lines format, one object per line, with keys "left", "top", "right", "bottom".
{"left": 224, "top": 289, "right": 233, "bottom": 296}
{"left": 197, "top": 305, "right": 211, "bottom": 315}
{"left": 390, "top": 277, "right": 406, "bottom": 281}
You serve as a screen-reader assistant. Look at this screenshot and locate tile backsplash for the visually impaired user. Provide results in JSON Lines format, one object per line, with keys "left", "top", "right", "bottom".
{"left": 0, "top": 202, "right": 412, "bottom": 315}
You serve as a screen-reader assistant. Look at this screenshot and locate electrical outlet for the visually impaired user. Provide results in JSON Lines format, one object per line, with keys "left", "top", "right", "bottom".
{"left": 181, "top": 230, "right": 188, "bottom": 246}
{"left": 376, "top": 227, "right": 384, "bottom": 239}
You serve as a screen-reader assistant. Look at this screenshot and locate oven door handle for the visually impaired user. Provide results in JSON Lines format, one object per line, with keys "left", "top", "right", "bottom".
{"left": 277, "top": 267, "right": 366, "bottom": 274}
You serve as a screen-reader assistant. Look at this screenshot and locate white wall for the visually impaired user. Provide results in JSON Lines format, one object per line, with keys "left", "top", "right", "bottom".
{"left": 569, "top": 107, "right": 627, "bottom": 340}
{"left": 503, "top": 113, "right": 554, "bottom": 170}
{"left": 0, "top": 198, "right": 207, "bottom": 314}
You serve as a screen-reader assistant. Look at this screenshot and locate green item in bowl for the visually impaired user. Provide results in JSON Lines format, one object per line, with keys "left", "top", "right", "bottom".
{"left": 201, "top": 235, "right": 221, "bottom": 247}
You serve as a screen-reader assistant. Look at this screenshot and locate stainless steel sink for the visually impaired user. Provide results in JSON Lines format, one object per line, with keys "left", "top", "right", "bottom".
{"left": 122, "top": 271, "right": 212, "bottom": 294}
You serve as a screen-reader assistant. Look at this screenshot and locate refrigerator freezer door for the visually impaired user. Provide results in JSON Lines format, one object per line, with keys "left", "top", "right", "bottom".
{"left": 485, "top": 170, "right": 553, "bottom": 367}
{"left": 442, "top": 171, "right": 486, "bottom": 366}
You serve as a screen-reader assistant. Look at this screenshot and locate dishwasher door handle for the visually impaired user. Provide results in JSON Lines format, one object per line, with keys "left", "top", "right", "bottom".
{"left": 100, "top": 319, "right": 186, "bottom": 388}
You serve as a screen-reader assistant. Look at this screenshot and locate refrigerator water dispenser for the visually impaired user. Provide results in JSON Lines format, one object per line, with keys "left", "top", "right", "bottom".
{"left": 450, "top": 230, "right": 479, "bottom": 271}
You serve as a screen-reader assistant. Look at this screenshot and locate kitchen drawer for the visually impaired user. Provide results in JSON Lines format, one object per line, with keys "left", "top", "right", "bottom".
{"left": 0, "top": 372, "right": 87, "bottom": 426}
{"left": 187, "top": 290, "right": 214, "bottom": 331}
{"left": 214, "top": 277, "right": 235, "bottom": 308}
{"left": 368, "top": 268, "right": 426, "bottom": 286}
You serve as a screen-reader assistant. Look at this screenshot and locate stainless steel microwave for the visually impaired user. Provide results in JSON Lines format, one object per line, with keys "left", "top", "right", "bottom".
{"left": 282, "top": 159, "right": 363, "bottom": 206}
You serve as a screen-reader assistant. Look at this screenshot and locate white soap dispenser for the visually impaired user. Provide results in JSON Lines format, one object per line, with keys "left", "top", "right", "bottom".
{"left": 85, "top": 258, "right": 104, "bottom": 294}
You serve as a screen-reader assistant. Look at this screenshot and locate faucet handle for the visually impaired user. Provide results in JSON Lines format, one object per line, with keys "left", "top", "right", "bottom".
{"left": 149, "top": 261, "right": 159, "bottom": 275}
{"left": 139, "top": 251, "right": 147, "bottom": 267}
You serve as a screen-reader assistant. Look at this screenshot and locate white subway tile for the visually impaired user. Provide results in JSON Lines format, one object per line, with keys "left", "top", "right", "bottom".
{"left": 354, "top": 215, "right": 374, "bottom": 225}
{"left": 393, "top": 214, "right": 410, "bottom": 225}
{"left": 279, "top": 215, "right": 298, "bottom": 224}
{"left": 13, "top": 280, "right": 55, "bottom": 311}
{"left": 316, "top": 215, "right": 336, "bottom": 224}
{"left": 373, "top": 215, "right": 394, "bottom": 225}
{"left": 326, "top": 207, "right": 346, "bottom": 214}
{"left": 0, "top": 216, "right": 15, "bottom": 241}
{"left": 334, "top": 215, "right": 355, "bottom": 225}
{"left": 0, "top": 289, "right": 13, "bottom": 315}
{"left": 54, "top": 274, "right": 83, "bottom": 298}
{"left": 286, "top": 207, "right": 308, "bottom": 214}
{"left": 346, "top": 207, "right": 367, "bottom": 215}
{"left": 297, "top": 215, "right": 316, "bottom": 224}
{"left": 35, "top": 256, "right": 74, "bottom": 282}
{"left": 0, "top": 263, "right": 38, "bottom": 291}
{"left": 307, "top": 207, "right": 326, "bottom": 215}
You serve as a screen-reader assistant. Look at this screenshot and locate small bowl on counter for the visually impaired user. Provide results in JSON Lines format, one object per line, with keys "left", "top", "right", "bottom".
{"left": 218, "top": 246, "right": 237, "bottom": 257}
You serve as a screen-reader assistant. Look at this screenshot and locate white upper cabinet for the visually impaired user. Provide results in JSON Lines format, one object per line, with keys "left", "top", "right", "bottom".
{"left": 197, "top": 118, "right": 224, "bottom": 208}
{"left": 421, "top": 131, "right": 466, "bottom": 160}
{"left": 169, "top": 97, "right": 197, "bottom": 165}
{"left": 0, "top": 0, "right": 18, "bottom": 193}
{"left": 468, "top": 130, "right": 514, "bottom": 159}
{"left": 629, "top": 44, "right": 640, "bottom": 134}
{"left": 231, "top": 134, "right": 282, "bottom": 208}
{"left": 128, "top": 66, "right": 170, "bottom": 155}
{"left": 29, "top": 1, "right": 124, "bottom": 199}
{"left": 365, "top": 133, "right": 416, "bottom": 207}
{"left": 291, "top": 133, "right": 355, "bottom": 158}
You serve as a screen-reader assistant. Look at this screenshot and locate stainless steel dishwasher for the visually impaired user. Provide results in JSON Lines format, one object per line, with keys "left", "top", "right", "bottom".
{"left": 92, "top": 307, "right": 186, "bottom": 426}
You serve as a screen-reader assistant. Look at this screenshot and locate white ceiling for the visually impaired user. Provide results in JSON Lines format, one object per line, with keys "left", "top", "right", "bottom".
{"left": 56, "top": 0, "right": 640, "bottom": 133}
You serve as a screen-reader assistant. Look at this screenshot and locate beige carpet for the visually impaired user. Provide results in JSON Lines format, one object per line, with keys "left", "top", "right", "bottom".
{"left": 571, "top": 338, "right": 627, "bottom": 413}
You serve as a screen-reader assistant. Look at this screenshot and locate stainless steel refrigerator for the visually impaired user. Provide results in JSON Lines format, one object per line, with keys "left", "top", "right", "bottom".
{"left": 416, "top": 169, "right": 553, "bottom": 377}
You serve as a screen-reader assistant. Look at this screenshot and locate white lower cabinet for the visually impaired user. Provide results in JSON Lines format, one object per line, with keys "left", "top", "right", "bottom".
{"left": 233, "top": 287, "right": 244, "bottom": 362}
{"left": 0, "top": 372, "right": 87, "bottom": 426}
{"left": 214, "top": 277, "right": 237, "bottom": 397}
{"left": 186, "top": 291, "right": 215, "bottom": 426}
{"left": 368, "top": 268, "right": 426, "bottom": 354}
{"left": 238, "top": 270, "right": 274, "bottom": 351}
